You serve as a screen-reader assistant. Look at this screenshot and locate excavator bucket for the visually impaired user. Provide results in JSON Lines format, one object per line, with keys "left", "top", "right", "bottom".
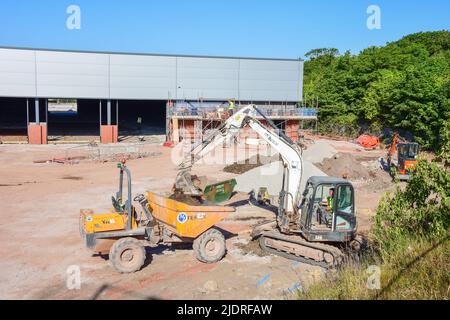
{"left": 203, "top": 179, "right": 237, "bottom": 203}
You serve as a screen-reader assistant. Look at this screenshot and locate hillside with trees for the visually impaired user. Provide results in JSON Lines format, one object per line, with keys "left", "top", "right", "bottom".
{"left": 303, "top": 31, "right": 450, "bottom": 150}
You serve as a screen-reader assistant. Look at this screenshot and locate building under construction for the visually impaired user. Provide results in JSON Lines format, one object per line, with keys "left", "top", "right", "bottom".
{"left": 0, "top": 47, "right": 317, "bottom": 144}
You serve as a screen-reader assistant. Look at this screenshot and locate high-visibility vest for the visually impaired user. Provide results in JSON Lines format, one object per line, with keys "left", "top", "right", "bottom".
{"left": 327, "top": 196, "right": 334, "bottom": 210}
{"left": 228, "top": 101, "right": 235, "bottom": 110}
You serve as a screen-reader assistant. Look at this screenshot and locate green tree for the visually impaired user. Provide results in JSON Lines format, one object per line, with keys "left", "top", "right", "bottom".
{"left": 303, "top": 31, "right": 450, "bottom": 150}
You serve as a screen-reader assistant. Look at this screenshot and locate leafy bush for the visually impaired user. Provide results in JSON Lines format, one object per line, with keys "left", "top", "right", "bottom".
{"left": 299, "top": 148, "right": 450, "bottom": 300}
{"left": 375, "top": 157, "right": 450, "bottom": 256}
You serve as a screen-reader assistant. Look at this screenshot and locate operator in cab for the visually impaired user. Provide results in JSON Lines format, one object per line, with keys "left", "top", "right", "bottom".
{"left": 321, "top": 188, "right": 334, "bottom": 211}
{"left": 318, "top": 188, "right": 334, "bottom": 226}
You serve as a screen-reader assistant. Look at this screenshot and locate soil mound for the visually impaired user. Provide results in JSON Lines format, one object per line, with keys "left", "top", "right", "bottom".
{"left": 223, "top": 155, "right": 279, "bottom": 174}
{"left": 317, "top": 153, "right": 373, "bottom": 180}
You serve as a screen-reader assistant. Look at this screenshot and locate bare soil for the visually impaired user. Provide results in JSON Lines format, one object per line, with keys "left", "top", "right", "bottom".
{"left": 0, "top": 138, "right": 393, "bottom": 299}
{"left": 317, "top": 153, "right": 376, "bottom": 180}
{"left": 223, "top": 154, "right": 279, "bottom": 174}
{"left": 235, "top": 239, "right": 269, "bottom": 257}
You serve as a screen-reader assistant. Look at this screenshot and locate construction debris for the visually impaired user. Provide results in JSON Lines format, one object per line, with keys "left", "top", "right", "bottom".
{"left": 33, "top": 156, "right": 88, "bottom": 164}
{"left": 33, "top": 151, "right": 162, "bottom": 164}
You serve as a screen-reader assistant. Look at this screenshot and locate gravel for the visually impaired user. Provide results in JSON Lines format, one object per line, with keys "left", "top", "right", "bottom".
{"left": 233, "top": 140, "right": 337, "bottom": 196}
{"left": 302, "top": 140, "right": 337, "bottom": 163}
{"left": 234, "top": 160, "right": 327, "bottom": 196}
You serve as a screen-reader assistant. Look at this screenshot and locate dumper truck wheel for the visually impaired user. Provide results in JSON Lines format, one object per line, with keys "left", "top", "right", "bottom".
{"left": 109, "top": 237, "right": 146, "bottom": 273}
{"left": 193, "top": 228, "right": 226, "bottom": 263}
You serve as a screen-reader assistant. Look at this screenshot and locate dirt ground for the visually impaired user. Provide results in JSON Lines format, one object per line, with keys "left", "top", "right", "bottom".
{"left": 223, "top": 154, "right": 280, "bottom": 174}
{"left": 0, "top": 137, "right": 392, "bottom": 300}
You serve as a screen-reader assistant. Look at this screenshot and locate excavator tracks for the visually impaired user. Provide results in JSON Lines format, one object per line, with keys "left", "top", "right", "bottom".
{"left": 258, "top": 231, "right": 345, "bottom": 269}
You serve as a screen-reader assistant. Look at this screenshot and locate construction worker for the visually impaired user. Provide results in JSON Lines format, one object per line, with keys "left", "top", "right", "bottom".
{"left": 318, "top": 188, "right": 334, "bottom": 226}
{"left": 321, "top": 188, "right": 335, "bottom": 211}
{"left": 228, "top": 99, "right": 235, "bottom": 116}
{"left": 327, "top": 188, "right": 335, "bottom": 210}
{"left": 137, "top": 116, "right": 142, "bottom": 130}
{"left": 137, "top": 116, "right": 144, "bottom": 140}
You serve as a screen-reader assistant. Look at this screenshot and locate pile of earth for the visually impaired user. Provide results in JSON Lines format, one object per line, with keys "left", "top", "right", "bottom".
{"left": 235, "top": 239, "right": 270, "bottom": 257}
{"left": 168, "top": 193, "right": 202, "bottom": 206}
{"left": 223, "top": 154, "right": 280, "bottom": 174}
{"left": 316, "top": 153, "right": 375, "bottom": 180}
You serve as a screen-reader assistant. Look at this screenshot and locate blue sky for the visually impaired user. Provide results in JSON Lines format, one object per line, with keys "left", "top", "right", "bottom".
{"left": 0, "top": 0, "right": 448, "bottom": 59}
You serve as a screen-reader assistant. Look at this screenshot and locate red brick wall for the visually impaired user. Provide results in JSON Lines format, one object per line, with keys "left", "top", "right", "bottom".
{"left": 172, "top": 118, "right": 301, "bottom": 144}
{"left": 285, "top": 120, "right": 300, "bottom": 141}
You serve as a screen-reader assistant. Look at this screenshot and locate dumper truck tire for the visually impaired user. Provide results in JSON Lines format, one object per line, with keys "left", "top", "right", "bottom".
{"left": 193, "top": 228, "right": 226, "bottom": 263}
{"left": 109, "top": 237, "right": 146, "bottom": 273}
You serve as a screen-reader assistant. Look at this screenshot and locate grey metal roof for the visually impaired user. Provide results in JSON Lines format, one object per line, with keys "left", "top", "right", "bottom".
{"left": 0, "top": 47, "right": 303, "bottom": 101}
{"left": 0, "top": 46, "right": 303, "bottom": 62}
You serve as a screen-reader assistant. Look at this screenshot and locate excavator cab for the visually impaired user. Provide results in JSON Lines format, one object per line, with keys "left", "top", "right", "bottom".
{"left": 387, "top": 134, "right": 420, "bottom": 180}
{"left": 255, "top": 176, "right": 358, "bottom": 268}
{"left": 299, "top": 176, "right": 357, "bottom": 243}
{"left": 396, "top": 142, "right": 419, "bottom": 179}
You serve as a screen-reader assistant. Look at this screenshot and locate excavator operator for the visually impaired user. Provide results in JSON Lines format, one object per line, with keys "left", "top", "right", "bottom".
{"left": 318, "top": 188, "right": 334, "bottom": 227}
{"left": 321, "top": 188, "right": 334, "bottom": 211}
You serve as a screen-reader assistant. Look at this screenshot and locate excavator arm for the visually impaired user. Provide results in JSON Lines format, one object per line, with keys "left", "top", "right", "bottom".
{"left": 174, "top": 105, "right": 303, "bottom": 229}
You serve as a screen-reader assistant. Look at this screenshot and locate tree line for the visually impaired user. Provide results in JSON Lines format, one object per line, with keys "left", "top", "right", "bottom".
{"left": 303, "top": 31, "right": 450, "bottom": 150}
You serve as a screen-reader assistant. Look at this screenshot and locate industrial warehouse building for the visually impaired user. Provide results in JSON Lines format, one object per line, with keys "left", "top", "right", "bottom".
{"left": 0, "top": 47, "right": 315, "bottom": 144}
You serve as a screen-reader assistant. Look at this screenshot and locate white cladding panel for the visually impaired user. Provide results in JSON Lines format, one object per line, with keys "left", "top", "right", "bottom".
{"left": 0, "top": 48, "right": 36, "bottom": 96}
{"left": 36, "top": 51, "right": 109, "bottom": 98}
{"left": 0, "top": 48, "right": 303, "bottom": 102}
{"left": 239, "top": 59, "right": 301, "bottom": 101}
{"left": 110, "top": 54, "right": 176, "bottom": 100}
{"left": 176, "top": 57, "right": 239, "bottom": 100}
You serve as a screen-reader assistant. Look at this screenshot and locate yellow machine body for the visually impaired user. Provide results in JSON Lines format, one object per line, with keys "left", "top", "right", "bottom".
{"left": 80, "top": 208, "right": 138, "bottom": 234}
{"left": 80, "top": 193, "right": 235, "bottom": 240}
{"left": 79, "top": 162, "right": 235, "bottom": 272}
{"left": 146, "top": 192, "right": 235, "bottom": 238}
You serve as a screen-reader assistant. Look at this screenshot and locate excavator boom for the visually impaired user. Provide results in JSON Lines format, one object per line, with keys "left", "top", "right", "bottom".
{"left": 174, "top": 105, "right": 303, "bottom": 221}
{"left": 173, "top": 104, "right": 359, "bottom": 268}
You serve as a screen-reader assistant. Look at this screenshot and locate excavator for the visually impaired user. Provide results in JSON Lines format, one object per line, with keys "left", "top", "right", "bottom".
{"left": 387, "top": 133, "right": 420, "bottom": 180}
{"left": 80, "top": 104, "right": 360, "bottom": 272}
{"left": 175, "top": 104, "right": 361, "bottom": 268}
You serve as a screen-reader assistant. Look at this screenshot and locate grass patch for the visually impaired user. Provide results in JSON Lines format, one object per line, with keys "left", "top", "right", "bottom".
{"left": 299, "top": 236, "right": 449, "bottom": 300}
{"left": 300, "top": 152, "right": 450, "bottom": 300}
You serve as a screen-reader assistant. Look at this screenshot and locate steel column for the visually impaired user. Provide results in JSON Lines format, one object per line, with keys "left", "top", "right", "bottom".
{"left": 26, "top": 99, "right": 29, "bottom": 125}
{"left": 35, "top": 98, "right": 40, "bottom": 124}
{"left": 116, "top": 100, "right": 119, "bottom": 125}
{"left": 107, "top": 100, "right": 111, "bottom": 125}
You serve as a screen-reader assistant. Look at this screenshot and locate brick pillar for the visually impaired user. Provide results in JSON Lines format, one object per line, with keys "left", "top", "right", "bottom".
{"left": 100, "top": 125, "right": 118, "bottom": 144}
{"left": 285, "top": 120, "right": 300, "bottom": 141}
{"left": 172, "top": 118, "right": 180, "bottom": 143}
{"left": 28, "top": 123, "right": 47, "bottom": 144}
{"left": 180, "top": 120, "right": 195, "bottom": 143}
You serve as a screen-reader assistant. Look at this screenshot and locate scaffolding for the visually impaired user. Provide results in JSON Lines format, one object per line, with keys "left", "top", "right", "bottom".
{"left": 166, "top": 100, "right": 319, "bottom": 144}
